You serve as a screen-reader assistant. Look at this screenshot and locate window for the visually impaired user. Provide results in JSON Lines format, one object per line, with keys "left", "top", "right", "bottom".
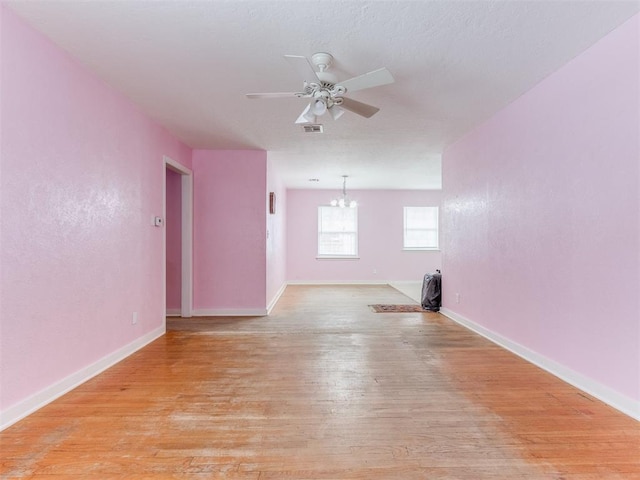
{"left": 318, "top": 206, "right": 358, "bottom": 257}
{"left": 403, "top": 206, "right": 439, "bottom": 250}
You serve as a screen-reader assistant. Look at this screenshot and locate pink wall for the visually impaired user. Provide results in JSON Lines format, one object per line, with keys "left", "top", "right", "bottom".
{"left": 442, "top": 15, "right": 639, "bottom": 401}
{"left": 266, "top": 158, "right": 287, "bottom": 306}
{"left": 0, "top": 7, "right": 192, "bottom": 411}
{"left": 165, "top": 168, "right": 182, "bottom": 311}
{"left": 192, "top": 150, "right": 267, "bottom": 312}
{"left": 286, "top": 189, "right": 442, "bottom": 282}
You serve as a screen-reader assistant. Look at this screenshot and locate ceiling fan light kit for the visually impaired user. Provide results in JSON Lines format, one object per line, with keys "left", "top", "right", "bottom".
{"left": 246, "top": 52, "right": 394, "bottom": 124}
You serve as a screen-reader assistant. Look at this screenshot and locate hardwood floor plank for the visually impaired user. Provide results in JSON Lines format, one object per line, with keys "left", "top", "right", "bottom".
{"left": 1, "top": 285, "right": 638, "bottom": 479}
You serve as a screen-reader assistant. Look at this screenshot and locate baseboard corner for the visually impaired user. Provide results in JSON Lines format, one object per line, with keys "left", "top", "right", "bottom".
{"left": 0, "top": 326, "right": 165, "bottom": 431}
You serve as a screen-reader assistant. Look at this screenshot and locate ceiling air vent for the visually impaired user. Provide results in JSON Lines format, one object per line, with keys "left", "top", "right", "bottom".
{"left": 303, "top": 124, "right": 323, "bottom": 133}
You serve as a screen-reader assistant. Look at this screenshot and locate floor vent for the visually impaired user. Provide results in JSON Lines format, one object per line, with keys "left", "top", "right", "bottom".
{"left": 302, "top": 124, "right": 323, "bottom": 133}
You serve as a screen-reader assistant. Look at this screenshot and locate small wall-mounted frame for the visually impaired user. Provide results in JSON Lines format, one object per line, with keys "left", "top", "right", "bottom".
{"left": 269, "top": 192, "right": 276, "bottom": 214}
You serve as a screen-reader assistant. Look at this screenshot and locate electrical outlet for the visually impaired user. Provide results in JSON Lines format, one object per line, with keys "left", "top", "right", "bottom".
{"left": 373, "top": 268, "right": 377, "bottom": 274}
{"left": 132, "top": 312, "right": 138, "bottom": 325}
{"left": 455, "top": 293, "right": 460, "bottom": 304}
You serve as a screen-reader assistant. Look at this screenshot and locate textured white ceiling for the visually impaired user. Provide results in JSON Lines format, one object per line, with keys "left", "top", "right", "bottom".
{"left": 5, "top": 0, "right": 639, "bottom": 190}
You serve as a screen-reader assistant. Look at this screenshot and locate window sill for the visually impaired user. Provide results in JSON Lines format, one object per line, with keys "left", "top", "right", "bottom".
{"left": 403, "top": 248, "right": 440, "bottom": 252}
{"left": 316, "top": 256, "right": 360, "bottom": 260}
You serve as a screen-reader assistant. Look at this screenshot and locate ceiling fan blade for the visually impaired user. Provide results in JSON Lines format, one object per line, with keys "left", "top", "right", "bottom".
{"left": 246, "top": 92, "right": 303, "bottom": 99}
{"left": 339, "top": 97, "right": 380, "bottom": 118}
{"left": 337, "top": 67, "right": 394, "bottom": 93}
{"left": 284, "top": 55, "right": 321, "bottom": 84}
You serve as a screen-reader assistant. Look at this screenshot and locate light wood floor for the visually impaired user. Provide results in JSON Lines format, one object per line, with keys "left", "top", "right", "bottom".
{"left": 1, "top": 285, "right": 638, "bottom": 479}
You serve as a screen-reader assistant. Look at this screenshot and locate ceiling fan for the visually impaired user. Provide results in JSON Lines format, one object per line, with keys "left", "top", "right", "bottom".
{"left": 246, "top": 52, "right": 394, "bottom": 124}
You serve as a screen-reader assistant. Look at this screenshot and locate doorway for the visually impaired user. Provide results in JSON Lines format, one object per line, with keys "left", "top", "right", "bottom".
{"left": 164, "top": 156, "right": 193, "bottom": 318}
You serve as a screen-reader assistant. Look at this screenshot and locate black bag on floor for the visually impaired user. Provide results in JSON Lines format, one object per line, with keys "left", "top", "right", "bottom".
{"left": 421, "top": 270, "right": 442, "bottom": 312}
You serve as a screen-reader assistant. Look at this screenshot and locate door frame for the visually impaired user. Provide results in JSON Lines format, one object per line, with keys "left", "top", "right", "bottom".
{"left": 163, "top": 155, "right": 193, "bottom": 318}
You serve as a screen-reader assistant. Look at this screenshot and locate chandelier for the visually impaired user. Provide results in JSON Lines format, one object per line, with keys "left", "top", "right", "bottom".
{"left": 330, "top": 175, "right": 357, "bottom": 208}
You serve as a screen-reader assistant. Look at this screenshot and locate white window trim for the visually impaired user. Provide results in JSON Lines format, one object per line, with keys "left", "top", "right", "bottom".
{"left": 317, "top": 205, "right": 359, "bottom": 258}
{"left": 403, "top": 206, "right": 439, "bottom": 250}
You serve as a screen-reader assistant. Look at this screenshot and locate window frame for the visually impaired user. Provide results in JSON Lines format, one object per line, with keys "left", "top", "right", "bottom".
{"left": 403, "top": 206, "right": 439, "bottom": 251}
{"left": 317, "top": 205, "right": 359, "bottom": 259}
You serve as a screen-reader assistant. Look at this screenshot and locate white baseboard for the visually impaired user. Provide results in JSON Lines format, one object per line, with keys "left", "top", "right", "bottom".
{"left": 192, "top": 308, "right": 267, "bottom": 317}
{"left": 440, "top": 308, "right": 640, "bottom": 421}
{"left": 166, "top": 308, "right": 181, "bottom": 316}
{"left": 191, "top": 284, "right": 286, "bottom": 318}
{"left": 0, "top": 326, "right": 166, "bottom": 431}
{"left": 267, "top": 283, "right": 287, "bottom": 315}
